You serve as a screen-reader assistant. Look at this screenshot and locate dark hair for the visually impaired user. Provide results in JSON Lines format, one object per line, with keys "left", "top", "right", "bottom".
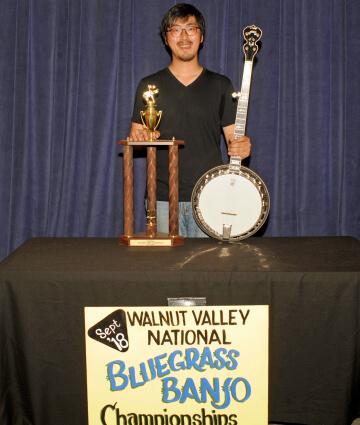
{"left": 160, "top": 3, "right": 206, "bottom": 42}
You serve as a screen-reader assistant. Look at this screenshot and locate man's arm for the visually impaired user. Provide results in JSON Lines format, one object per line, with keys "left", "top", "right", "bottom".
{"left": 223, "top": 124, "right": 251, "bottom": 159}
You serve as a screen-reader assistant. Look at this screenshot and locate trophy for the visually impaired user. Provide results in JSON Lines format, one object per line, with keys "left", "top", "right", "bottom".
{"left": 140, "top": 85, "right": 162, "bottom": 140}
{"left": 118, "top": 85, "right": 184, "bottom": 246}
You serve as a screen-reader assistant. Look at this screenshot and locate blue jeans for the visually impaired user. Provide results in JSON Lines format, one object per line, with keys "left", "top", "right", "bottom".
{"left": 156, "top": 201, "right": 207, "bottom": 238}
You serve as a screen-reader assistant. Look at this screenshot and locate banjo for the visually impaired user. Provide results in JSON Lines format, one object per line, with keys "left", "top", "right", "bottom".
{"left": 191, "top": 25, "right": 270, "bottom": 241}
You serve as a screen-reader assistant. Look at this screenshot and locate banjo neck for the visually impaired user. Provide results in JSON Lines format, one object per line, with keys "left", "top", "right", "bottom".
{"left": 234, "top": 60, "right": 253, "bottom": 139}
{"left": 230, "top": 25, "right": 262, "bottom": 170}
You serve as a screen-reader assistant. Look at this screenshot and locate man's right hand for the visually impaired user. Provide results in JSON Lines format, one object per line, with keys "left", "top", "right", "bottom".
{"left": 128, "top": 122, "right": 160, "bottom": 141}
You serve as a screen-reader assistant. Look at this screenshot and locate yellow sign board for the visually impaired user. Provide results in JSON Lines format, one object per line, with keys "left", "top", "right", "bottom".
{"left": 84, "top": 306, "right": 268, "bottom": 425}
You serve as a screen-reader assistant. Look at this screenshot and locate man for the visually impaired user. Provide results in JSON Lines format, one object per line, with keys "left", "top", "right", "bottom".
{"left": 129, "top": 3, "right": 251, "bottom": 237}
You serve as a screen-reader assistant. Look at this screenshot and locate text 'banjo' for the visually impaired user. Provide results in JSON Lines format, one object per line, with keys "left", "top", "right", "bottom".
{"left": 191, "top": 25, "right": 270, "bottom": 241}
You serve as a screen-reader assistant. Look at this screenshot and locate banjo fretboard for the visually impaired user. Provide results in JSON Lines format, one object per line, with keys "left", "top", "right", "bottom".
{"left": 234, "top": 61, "right": 253, "bottom": 139}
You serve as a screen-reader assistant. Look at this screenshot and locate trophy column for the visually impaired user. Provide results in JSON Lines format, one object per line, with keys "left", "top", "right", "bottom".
{"left": 146, "top": 146, "right": 157, "bottom": 237}
{"left": 168, "top": 144, "right": 180, "bottom": 237}
{"left": 122, "top": 144, "right": 134, "bottom": 237}
{"left": 118, "top": 139, "right": 184, "bottom": 247}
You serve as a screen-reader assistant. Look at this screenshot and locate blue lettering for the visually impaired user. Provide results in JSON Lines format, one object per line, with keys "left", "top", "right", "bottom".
{"left": 200, "top": 378, "right": 220, "bottom": 404}
{"left": 199, "top": 347, "right": 215, "bottom": 369}
{"left": 226, "top": 349, "right": 240, "bottom": 370}
{"left": 210, "top": 377, "right": 232, "bottom": 409}
{"left": 106, "top": 361, "right": 128, "bottom": 391}
{"left": 168, "top": 350, "right": 186, "bottom": 372}
{"left": 180, "top": 378, "right": 201, "bottom": 403}
{"left": 212, "top": 348, "right": 227, "bottom": 369}
{"left": 185, "top": 348, "right": 204, "bottom": 371}
{"left": 231, "top": 377, "right": 251, "bottom": 403}
{"left": 129, "top": 366, "right": 146, "bottom": 388}
{"left": 162, "top": 377, "right": 181, "bottom": 403}
{"left": 154, "top": 352, "right": 171, "bottom": 377}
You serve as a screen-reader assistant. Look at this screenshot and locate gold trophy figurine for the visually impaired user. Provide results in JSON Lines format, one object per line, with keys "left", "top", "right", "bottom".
{"left": 140, "top": 85, "right": 162, "bottom": 140}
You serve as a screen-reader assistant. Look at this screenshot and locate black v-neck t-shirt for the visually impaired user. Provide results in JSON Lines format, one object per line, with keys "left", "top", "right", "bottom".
{"left": 132, "top": 68, "right": 236, "bottom": 201}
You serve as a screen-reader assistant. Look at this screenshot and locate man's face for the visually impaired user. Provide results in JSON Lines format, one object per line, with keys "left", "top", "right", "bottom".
{"left": 165, "top": 16, "right": 203, "bottom": 62}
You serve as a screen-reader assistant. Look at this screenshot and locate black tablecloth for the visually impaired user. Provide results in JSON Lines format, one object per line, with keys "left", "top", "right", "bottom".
{"left": 1, "top": 237, "right": 360, "bottom": 425}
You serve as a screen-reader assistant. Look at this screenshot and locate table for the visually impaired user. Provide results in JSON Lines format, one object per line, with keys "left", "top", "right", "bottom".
{"left": 1, "top": 237, "right": 360, "bottom": 425}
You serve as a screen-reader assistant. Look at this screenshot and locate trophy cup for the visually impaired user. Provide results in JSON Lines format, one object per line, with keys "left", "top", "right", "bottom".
{"left": 140, "top": 85, "right": 162, "bottom": 140}
{"left": 118, "top": 85, "right": 184, "bottom": 246}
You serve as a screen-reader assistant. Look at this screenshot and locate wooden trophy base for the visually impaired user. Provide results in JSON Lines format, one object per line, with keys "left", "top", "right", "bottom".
{"left": 119, "top": 138, "right": 185, "bottom": 248}
{"left": 120, "top": 233, "right": 184, "bottom": 247}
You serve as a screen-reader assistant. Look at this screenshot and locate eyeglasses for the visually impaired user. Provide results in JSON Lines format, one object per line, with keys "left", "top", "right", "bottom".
{"left": 167, "top": 25, "right": 200, "bottom": 38}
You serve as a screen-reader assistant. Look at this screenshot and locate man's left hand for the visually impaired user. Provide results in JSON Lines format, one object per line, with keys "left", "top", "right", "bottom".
{"left": 228, "top": 135, "right": 251, "bottom": 158}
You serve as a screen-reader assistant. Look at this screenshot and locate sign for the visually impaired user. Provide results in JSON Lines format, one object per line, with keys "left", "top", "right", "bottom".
{"left": 84, "top": 306, "right": 268, "bottom": 425}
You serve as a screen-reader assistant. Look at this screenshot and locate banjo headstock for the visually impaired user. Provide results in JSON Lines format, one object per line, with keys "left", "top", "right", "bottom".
{"left": 243, "top": 25, "right": 262, "bottom": 61}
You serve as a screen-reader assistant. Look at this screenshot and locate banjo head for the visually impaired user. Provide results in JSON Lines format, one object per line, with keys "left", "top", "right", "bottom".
{"left": 191, "top": 165, "right": 270, "bottom": 241}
